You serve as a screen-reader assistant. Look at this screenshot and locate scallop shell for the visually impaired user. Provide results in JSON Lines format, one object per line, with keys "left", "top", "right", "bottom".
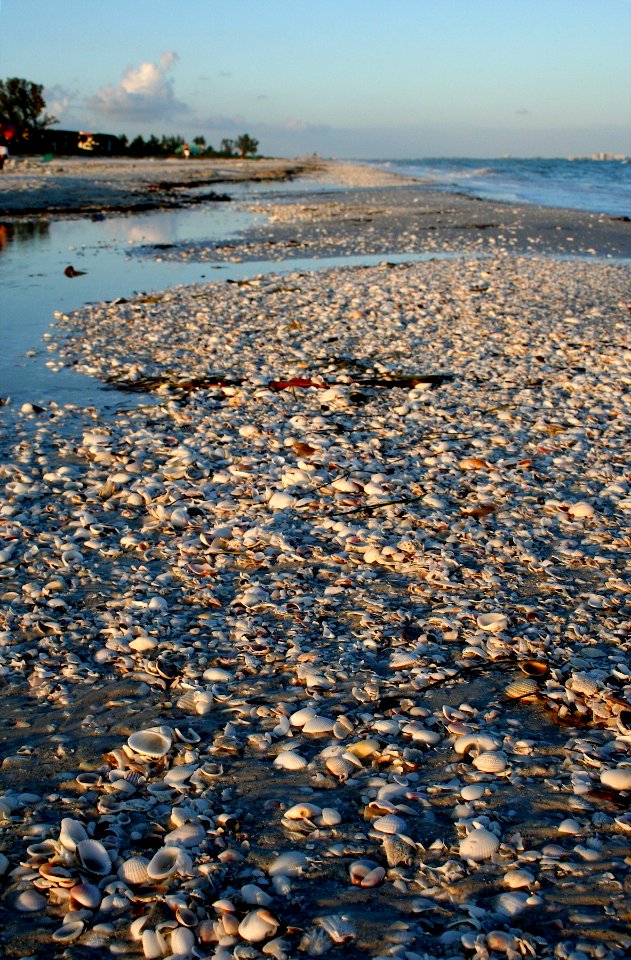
{"left": 568, "top": 500, "right": 594, "bottom": 518}
{"left": 600, "top": 767, "right": 631, "bottom": 791}
{"left": 302, "top": 715, "right": 335, "bottom": 736}
{"left": 238, "top": 908, "right": 279, "bottom": 942}
{"left": 519, "top": 659, "right": 549, "bottom": 678}
{"left": 472, "top": 750, "right": 507, "bottom": 773}
{"left": 76, "top": 839, "right": 112, "bottom": 876}
{"left": 146, "top": 845, "right": 180, "bottom": 880}
{"left": 127, "top": 728, "right": 172, "bottom": 758}
{"left": 505, "top": 677, "right": 539, "bottom": 699}
{"left": 273, "top": 751, "right": 308, "bottom": 771}
{"left": 476, "top": 612, "right": 508, "bottom": 633}
{"left": 390, "top": 651, "right": 417, "bottom": 670}
{"left": 569, "top": 672, "right": 599, "bottom": 697}
{"left": 325, "top": 756, "right": 353, "bottom": 780}
{"left": 118, "top": 856, "right": 150, "bottom": 885}
{"left": 459, "top": 827, "right": 500, "bottom": 861}
{"left": 346, "top": 738, "right": 381, "bottom": 759}
{"left": 372, "top": 814, "right": 407, "bottom": 835}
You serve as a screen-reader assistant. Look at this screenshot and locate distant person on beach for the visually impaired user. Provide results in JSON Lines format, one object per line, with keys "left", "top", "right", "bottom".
{"left": 0, "top": 143, "right": 8, "bottom": 171}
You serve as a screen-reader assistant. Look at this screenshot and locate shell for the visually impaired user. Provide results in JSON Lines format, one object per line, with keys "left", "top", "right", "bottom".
{"left": 459, "top": 827, "right": 500, "bottom": 861}
{"left": 487, "top": 931, "right": 517, "bottom": 953}
{"left": 505, "top": 677, "right": 539, "bottom": 699}
{"left": 15, "top": 889, "right": 47, "bottom": 912}
{"left": 316, "top": 914, "right": 356, "bottom": 944}
{"left": 268, "top": 851, "right": 309, "bottom": 877}
{"left": 302, "top": 715, "right": 335, "bottom": 736}
{"left": 170, "top": 926, "right": 195, "bottom": 956}
{"left": 70, "top": 882, "right": 102, "bottom": 908}
{"left": 325, "top": 756, "right": 353, "bottom": 780}
{"left": 600, "top": 767, "right": 631, "bottom": 791}
{"left": 461, "top": 783, "right": 485, "bottom": 801}
{"left": 495, "top": 891, "right": 530, "bottom": 916}
{"left": 372, "top": 814, "right": 407, "bottom": 835}
{"left": 273, "top": 751, "right": 308, "bottom": 771}
{"left": 519, "top": 659, "right": 549, "bottom": 678}
{"left": 381, "top": 834, "right": 416, "bottom": 867}
{"left": 52, "top": 921, "right": 85, "bottom": 942}
{"left": 142, "top": 929, "right": 168, "bottom": 959}
{"left": 472, "top": 750, "right": 507, "bottom": 773}
{"left": 346, "top": 738, "right": 380, "bottom": 759}
{"left": 127, "top": 728, "right": 172, "bottom": 758}
{"left": 568, "top": 500, "right": 594, "bottom": 518}
{"left": 238, "top": 908, "right": 279, "bottom": 942}
{"left": 503, "top": 868, "right": 535, "bottom": 889}
{"left": 118, "top": 857, "right": 150, "bottom": 885}
{"left": 75, "top": 838, "right": 112, "bottom": 875}
{"left": 240, "top": 883, "right": 273, "bottom": 906}
{"left": 146, "top": 846, "right": 181, "bottom": 880}
{"left": 59, "top": 817, "right": 89, "bottom": 852}
{"left": 283, "top": 802, "right": 321, "bottom": 821}
{"left": 318, "top": 807, "right": 342, "bottom": 827}
{"left": 454, "top": 733, "right": 500, "bottom": 755}
{"left": 476, "top": 612, "right": 508, "bottom": 633}
{"left": 389, "top": 651, "right": 417, "bottom": 670}
{"left": 289, "top": 707, "right": 317, "bottom": 727}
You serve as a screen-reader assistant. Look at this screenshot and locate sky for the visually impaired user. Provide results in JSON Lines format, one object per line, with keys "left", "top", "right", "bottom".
{"left": 1, "top": 0, "right": 630, "bottom": 157}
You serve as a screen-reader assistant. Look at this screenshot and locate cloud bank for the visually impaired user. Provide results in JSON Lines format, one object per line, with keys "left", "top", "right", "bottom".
{"left": 89, "top": 52, "right": 190, "bottom": 123}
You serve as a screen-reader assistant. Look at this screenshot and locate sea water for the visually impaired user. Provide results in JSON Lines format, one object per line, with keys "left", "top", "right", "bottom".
{"left": 371, "top": 157, "right": 630, "bottom": 217}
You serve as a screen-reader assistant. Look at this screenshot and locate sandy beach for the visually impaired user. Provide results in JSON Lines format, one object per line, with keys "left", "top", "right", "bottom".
{"left": 0, "top": 158, "right": 630, "bottom": 960}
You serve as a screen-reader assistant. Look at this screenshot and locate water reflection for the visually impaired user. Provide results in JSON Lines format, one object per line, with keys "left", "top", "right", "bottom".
{"left": 0, "top": 218, "right": 51, "bottom": 253}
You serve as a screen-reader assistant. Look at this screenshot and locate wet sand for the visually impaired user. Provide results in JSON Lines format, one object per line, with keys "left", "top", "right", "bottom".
{"left": 0, "top": 159, "right": 630, "bottom": 960}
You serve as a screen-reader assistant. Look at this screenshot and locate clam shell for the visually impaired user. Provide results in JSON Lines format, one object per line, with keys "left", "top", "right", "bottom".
{"left": 505, "top": 677, "right": 539, "bottom": 699}
{"left": 146, "top": 845, "right": 180, "bottom": 880}
{"left": 325, "top": 756, "right": 353, "bottom": 780}
{"left": 349, "top": 859, "right": 381, "bottom": 884}
{"left": 15, "top": 889, "right": 47, "bottom": 912}
{"left": 289, "top": 706, "right": 317, "bottom": 727}
{"left": 476, "top": 612, "right": 508, "bottom": 633}
{"left": 241, "top": 883, "right": 273, "bottom": 906}
{"left": 568, "top": 500, "right": 594, "bottom": 518}
{"left": 472, "top": 750, "right": 507, "bottom": 773}
{"left": 461, "top": 783, "right": 485, "bottom": 801}
{"left": 503, "top": 868, "right": 535, "bottom": 889}
{"left": 238, "top": 908, "right": 279, "bottom": 942}
{"left": 346, "top": 738, "right": 380, "bottom": 759}
{"left": 52, "top": 921, "right": 85, "bottom": 942}
{"left": 118, "top": 856, "right": 150, "bottom": 886}
{"left": 273, "top": 751, "right": 308, "bottom": 771}
{"left": 70, "top": 882, "right": 102, "bottom": 908}
{"left": 267, "top": 851, "right": 309, "bottom": 877}
{"left": 302, "top": 715, "right": 335, "bottom": 736}
{"left": 454, "top": 733, "right": 499, "bottom": 755}
{"left": 142, "top": 929, "right": 168, "bottom": 959}
{"left": 127, "top": 728, "right": 172, "bottom": 758}
{"left": 75, "top": 838, "right": 112, "bottom": 875}
{"left": 519, "top": 659, "right": 549, "bottom": 678}
{"left": 459, "top": 827, "right": 500, "bottom": 861}
{"left": 284, "top": 802, "right": 322, "bottom": 821}
{"left": 59, "top": 817, "right": 88, "bottom": 852}
{"left": 372, "top": 814, "right": 407, "bottom": 835}
{"left": 487, "top": 931, "right": 517, "bottom": 952}
{"left": 600, "top": 767, "right": 631, "bottom": 791}
{"left": 170, "top": 926, "right": 195, "bottom": 957}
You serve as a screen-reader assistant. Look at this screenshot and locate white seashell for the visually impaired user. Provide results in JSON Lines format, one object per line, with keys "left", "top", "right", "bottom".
{"left": 238, "top": 908, "right": 279, "bottom": 942}
{"left": 349, "top": 859, "right": 379, "bottom": 884}
{"left": 486, "top": 931, "right": 517, "bottom": 953}
{"left": 142, "top": 928, "right": 168, "bottom": 959}
{"left": 289, "top": 706, "right": 317, "bottom": 727}
{"left": 302, "top": 715, "right": 335, "bottom": 736}
{"left": 52, "top": 921, "right": 85, "bottom": 942}
{"left": 568, "top": 501, "right": 594, "bottom": 518}
{"left": 476, "top": 612, "right": 508, "bottom": 633}
{"left": 284, "top": 802, "right": 321, "bottom": 821}
{"left": 505, "top": 677, "right": 539, "bottom": 699}
{"left": 372, "top": 814, "right": 407, "bottom": 835}
{"left": 76, "top": 839, "right": 112, "bottom": 875}
{"left": 558, "top": 818, "right": 582, "bottom": 834}
{"left": 461, "top": 783, "right": 485, "bottom": 801}
{"left": 241, "top": 883, "right": 273, "bottom": 906}
{"left": 273, "top": 751, "right": 308, "bottom": 771}
{"left": 59, "top": 817, "right": 88, "bottom": 852}
{"left": 236, "top": 585, "right": 270, "bottom": 607}
{"left": 325, "top": 756, "right": 353, "bottom": 780}
{"left": 402, "top": 722, "right": 441, "bottom": 745}
{"left": 472, "top": 750, "right": 507, "bottom": 773}
{"left": 170, "top": 925, "right": 195, "bottom": 957}
{"left": 268, "top": 492, "right": 295, "bottom": 510}
{"left": 268, "top": 851, "right": 309, "bottom": 877}
{"left": 70, "top": 881, "right": 102, "bottom": 908}
{"left": 146, "top": 846, "right": 181, "bottom": 880}
{"left": 130, "top": 916, "right": 150, "bottom": 941}
{"left": 318, "top": 807, "right": 342, "bottom": 827}
{"left": 454, "top": 734, "right": 500, "bottom": 756}
{"left": 495, "top": 891, "right": 530, "bottom": 916}
{"left": 118, "top": 857, "right": 150, "bottom": 885}
{"left": 164, "top": 820, "right": 206, "bottom": 847}
{"left": 600, "top": 767, "right": 631, "bottom": 791}
{"left": 15, "top": 889, "right": 47, "bottom": 912}
{"left": 128, "top": 728, "right": 172, "bottom": 758}
{"left": 503, "top": 868, "right": 535, "bottom": 889}
{"left": 390, "top": 651, "right": 417, "bottom": 670}
{"left": 459, "top": 827, "right": 500, "bottom": 861}
{"left": 569, "top": 672, "right": 599, "bottom": 697}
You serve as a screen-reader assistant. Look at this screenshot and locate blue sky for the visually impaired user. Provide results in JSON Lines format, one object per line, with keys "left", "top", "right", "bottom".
{"left": 1, "top": 0, "right": 629, "bottom": 157}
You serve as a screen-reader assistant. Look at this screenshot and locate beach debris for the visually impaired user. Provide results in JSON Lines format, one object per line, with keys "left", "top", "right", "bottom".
{"left": 64, "top": 264, "right": 86, "bottom": 277}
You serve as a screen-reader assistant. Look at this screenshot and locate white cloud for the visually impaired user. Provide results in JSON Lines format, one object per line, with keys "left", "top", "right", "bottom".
{"left": 89, "top": 52, "right": 190, "bottom": 122}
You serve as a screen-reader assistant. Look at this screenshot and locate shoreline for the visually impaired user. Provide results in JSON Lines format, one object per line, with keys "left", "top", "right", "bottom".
{"left": 0, "top": 159, "right": 630, "bottom": 959}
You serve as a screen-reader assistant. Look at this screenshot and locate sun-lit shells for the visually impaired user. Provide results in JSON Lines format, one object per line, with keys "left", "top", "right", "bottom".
{"left": 460, "top": 457, "right": 488, "bottom": 470}
{"left": 390, "top": 651, "right": 417, "bottom": 670}
{"left": 289, "top": 706, "right": 317, "bottom": 727}
{"left": 472, "top": 750, "right": 507, "bottom": 773}
{"left": 146, "top": 846, "right": 181, "bottom": 880}
{"left": 268, "top": 851, "right": 309, "bottom": 877}
{"left": 486, "top": 931, "right": 517, "bottom": 953}
{"left": 70, "top": 881, "right": 102, "bottom": 908}
{"left": 75, "top": 839, "right": 112, "bottom": 875}
{"left": 568, "top": 500, "right": 595, "bottom": 519}
{"left": 454, "top": 734, "right": 500, "bottom": 756}
{"left": 170, "top": 926, "right": 196, "bottom": 956}
{"left": 600, "top": 767, "right": 631, "bottom": 791}
{"left": 283, "top": 802, "right": 322, "bottom": 821}
{"left": 302, "top": 715, "right": 335, "bottom": 736}
{"left": 459, "top": 827, "right": 500, "bottom": 861}
{"left": 504, "top": 868, "right": 535, "bottom": 889}
{"left": 142, "top": 928, "right": 168, "bottom": 959}
{"left": 118, "top": 857, "right": 150, "bottom": 886}
{"left": 238, "top": 908, "right": 279, "bottom": 942}
{"left": 316, "top": 914, "right": 356, "bottom": 944}
{"left": 505, "top": 677, "right": 539, "bottom": 699}
{"left": 569, "top": 672, "right": 599, "bottom": 697}
{"left": 59, "top": 817, "right": 89, "bottom": 852}
{"left": 273, "top": 750, "right": 308, "bottom": 771}
{"left": 461, "top": 783, "right": 486, "bottom": 801}
{"left": 127, "top": 728, "right": 172, "bottom": 758}
{"left": 15, "top": 889, "right": 47, "bottom": 912}
{"left": 346, "top": 738, "right": 381, "bottom": 759}
{"left": 39, "top": 862, "right": 76, "bottom": 887}
{"left": 349, "top": 859, "right": 384, "bottom": 886}
{"left": 519, "top": 659, "right": 549, "bottom": 678}
{"left": 401, "top": 722, "right": 441, "bottom": 745}
{"left": 52, "top": 921, "right": 85, "bottom": 942}
{"left": 476, "top": 612, "right": 508, "bottom": 633}
{"left": 240, "top": 883, "right": 273, "bottom": 907}
{"left": 325, "top": 756, "right": 353, "bottom": 780}
{"left": 372, "top": 814, "right": 408, "bottom": 835}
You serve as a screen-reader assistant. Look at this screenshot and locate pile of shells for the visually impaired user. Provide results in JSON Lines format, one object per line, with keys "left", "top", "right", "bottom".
{"left": 0, "top": 254, "right": 629, "bottom": 959}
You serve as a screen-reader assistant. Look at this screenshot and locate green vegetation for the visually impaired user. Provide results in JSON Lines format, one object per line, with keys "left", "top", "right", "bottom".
{"left": 0, "top": 77, "right": 57, "bottom": 145}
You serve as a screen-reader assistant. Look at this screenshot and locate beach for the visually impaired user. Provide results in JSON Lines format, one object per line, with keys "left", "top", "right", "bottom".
{"left": 0, "top": 158, "right": 630, "bottom": 960}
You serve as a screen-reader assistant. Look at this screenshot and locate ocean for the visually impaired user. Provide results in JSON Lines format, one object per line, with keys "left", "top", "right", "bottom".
{"left": 370, "top": 157, "right": 631, "bottom": 218}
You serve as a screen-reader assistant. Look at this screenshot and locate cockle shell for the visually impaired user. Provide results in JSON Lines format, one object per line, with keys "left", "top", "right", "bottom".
{"left": 52, "top": 921, "right": 85, "bottom": 942}
{"left": 289, "top": 707, "right": 317, "bottom": 727}
{"left": 273, "top": 751, "right": 308, "bottom": 771}
{"left": 346, "top": 738, "right": 380, "bottom": 759}
{"left": 241, "top": 883, "right": 273, "bottom": 906}
{"left": 302, "top": 715, "right": 335, "bottom": 736}
{"left": 472, "top": 750, "right": 507, "bottom": 773}
{"left": 15, "top": 889, "right": 47, "bottom": 912}
{"left": 600, "top": 767, "right": 631, "bottom": 791}
{"left": 59, "top": 817, "right": 89, "bottom": 852}
{"left": 75, "top": 839, "right": 111, "bottom": 875}
{"left": 238, "top": 908, "right": 279, "bottom": 942}
{"left": 39, "top": 862, "right": 75, "bottom": 887}
{"left": 325, "top": 756, "right": 353, "bottom": 780}
{"left": 402, "top": 722, "right": 441, "bottom": 745}
{"left": 459, "top": 827, "right": 500, "bottom": 861}
{"left": 505, "top": 677, "right": 539, "bottom": 699}
{"left": 118, "top": 857, "right": 150, "bottom": 885}
{"left": 142, "top": 929, "right": 168, "bottom": 959}
{"left": 390, "top": 651, "right": 417, "bottom": 670}
{"left": 568, "top": 501, "right": 594, "bottom": 519}
{"left": 349, "top": 859, "right": 385, "bottom": 886}
{"left": 70, "top": 882, "right": 102, "bottom": 908}
{"left": 146, "top": 846, "right": 180, "bottom": 880}
{"left": 127, "top": 728, "right": 172, "bottom": 758}
{"left": 372, "top": 814, "right": 407, "bottom": 835}
{"left": 316, "top": 914, "right": 356, "bottom": 944}
{"left": 170, "top": 926, "right": 195, "bottom": 956}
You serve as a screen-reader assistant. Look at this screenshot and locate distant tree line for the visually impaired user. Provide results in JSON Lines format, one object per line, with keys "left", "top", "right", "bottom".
{"left": 0, "top": 76, "right": 261, "bottom": 158}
